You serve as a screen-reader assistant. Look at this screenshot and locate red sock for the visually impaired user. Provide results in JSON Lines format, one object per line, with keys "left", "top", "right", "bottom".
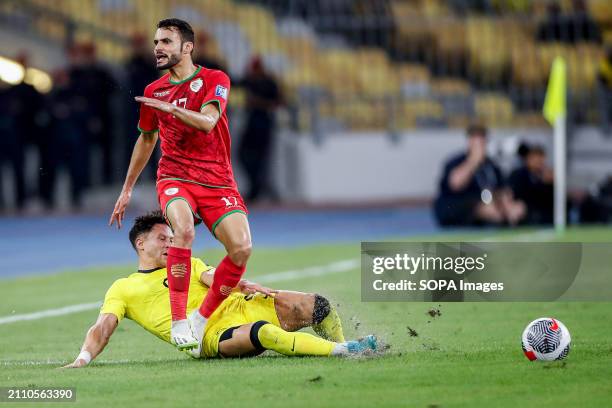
{"left": 199, "top": 256, "right": 245, "bottom": 318}
{"left": 167, "top": 246, "right": 191, "bottom": 321}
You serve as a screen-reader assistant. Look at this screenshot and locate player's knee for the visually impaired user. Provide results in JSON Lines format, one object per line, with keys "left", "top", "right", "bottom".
{"left": 173, "top": 224, "right": 195, "bottom": 245}
{"left": 228, "top": 241, "right": 252, "bottom": 266}
{"left": 312, "top": 294, "right": 331, "bottom": 324}
{"left": 249, "top": 320, "right": 271, "bottom": 351}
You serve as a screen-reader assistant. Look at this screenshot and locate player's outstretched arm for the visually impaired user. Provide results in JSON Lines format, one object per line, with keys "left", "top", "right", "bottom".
{"left": 199, "top": 269, "right": 278, "bottom": 297}
{"left": 109, "top": 132, "right": 158, "bottom": 229}
{"left": 61, "top": 313, "right": 118, "bottom": 368}
{"left": 135, "top": 97, "right": 221, "bottom": 134}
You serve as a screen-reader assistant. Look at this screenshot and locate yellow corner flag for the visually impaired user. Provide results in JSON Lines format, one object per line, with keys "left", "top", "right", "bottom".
{"left": 543, "top": 56, "right": 567, "bottom": 126}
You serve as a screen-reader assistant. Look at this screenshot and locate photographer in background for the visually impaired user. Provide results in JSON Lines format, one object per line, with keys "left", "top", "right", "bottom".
{"left": 508, "top": 144, "right": 554, "bottom": 225}
{"left": 434, "top": 124, "right": 526, "bottom": 227}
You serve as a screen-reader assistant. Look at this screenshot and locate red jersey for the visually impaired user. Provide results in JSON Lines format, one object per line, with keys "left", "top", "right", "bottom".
{"left": 138, "top": 66, "right": 236, "bottom": 188}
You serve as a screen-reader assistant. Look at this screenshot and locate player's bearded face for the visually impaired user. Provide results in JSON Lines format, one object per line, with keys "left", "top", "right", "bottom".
{"left": 153, "top": 28, "right": 186, "bottom": 70}
{"left": 155, "top": 49, "right": 181, "bottom": 70}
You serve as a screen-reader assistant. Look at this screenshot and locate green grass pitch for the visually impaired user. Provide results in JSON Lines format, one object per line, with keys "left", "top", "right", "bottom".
{"left": 1, "top": 227, "right": 612, "bottom": 407}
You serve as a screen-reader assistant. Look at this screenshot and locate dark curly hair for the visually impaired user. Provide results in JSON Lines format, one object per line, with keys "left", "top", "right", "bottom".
{"left": 157, "top": 18, "right": 195, "bottom": 45}
{"left": 128, "top": 211, "right": 167, "bottom": 251}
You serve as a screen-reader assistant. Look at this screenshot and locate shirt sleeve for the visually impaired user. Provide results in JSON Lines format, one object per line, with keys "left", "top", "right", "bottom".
{"left": 200, "top": 70, "right": 230, "bottom": 115}
{"left": 192, "top": 257, "right": 215, "bottom": 283}
{"left": 100, "top": 280, "right": 127, "bottom": 321}
{"left": 137, "top": 85, "right": 159, "bottom": 134}
{"left": 439, "top": 154, "right": 464, "bottom": 195}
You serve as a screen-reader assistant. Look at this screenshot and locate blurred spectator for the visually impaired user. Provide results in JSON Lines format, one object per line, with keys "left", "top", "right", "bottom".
{"left": 450, "top": 0, "right": 493, "bottom": 15}
{"left": 41, "top": 69, "right": 90, "bottom": 209}
{"left": 0, "top": 52, "right": 46, "bottom": 211}
{"left": 515, "top": 141, "right": 531, "bottom": 163}
{"left": 537, "top": 3, "right": 565, "bottom": 42}
{"left": 597, "top": 45, "right": 612, "bottom": 133}
{"left": 238, "top": 56, "right": 282, "bottom": 202}
{"left": 537, "top": 0, "right": 601, "bottom": 44}
{"left": 14, "top": 52, "right": 51, "bottom": 206}
{"left": 0, "top": 81, "right": 26, "bottom": 212}
{"left": 569, "top": 0, "right": 602, "bottom": 43}
{"left": 122, "top": 33, "right": 160, "bottom": 181}
{"left": 579, "top": 176, "right": 612, "bottom": 223}
{"left": 508, "top": 144, "right": 554, "bottom": 225}
{"left": 193, "top": 31, "right": 225, "bottom": 71}
{"left": 491, "top": 0, "right": 531, "bottom": 14}
{"left": 68, "top": 42, "right": 117, "bottom": 186}
{"left": 434, "top": 124, "right": 526, "bottom": 227}
{"left": 351, "top": 0, "right": 395, "bottom": 49}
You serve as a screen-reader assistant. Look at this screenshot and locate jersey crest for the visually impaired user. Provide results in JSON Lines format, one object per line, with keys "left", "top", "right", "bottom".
{"left": 190, "top": 78, "right": 203, "bottom": 92}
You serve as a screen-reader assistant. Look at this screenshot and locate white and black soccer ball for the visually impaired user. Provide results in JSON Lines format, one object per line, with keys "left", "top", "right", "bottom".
{"left": 521, "top": 317, "right": 571, "bottom": 361}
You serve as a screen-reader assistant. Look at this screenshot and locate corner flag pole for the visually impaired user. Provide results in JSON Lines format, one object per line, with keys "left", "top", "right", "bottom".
{"left": 543, "top": 57, "right": 567, "bottom": 234}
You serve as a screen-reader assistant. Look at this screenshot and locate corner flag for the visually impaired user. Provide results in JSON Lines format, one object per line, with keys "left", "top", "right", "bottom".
{"left": 543, "top": 56, "right": 567, "bottom": 233}
{"left": 543, "top": 56, "right": 567, "bottom": 125}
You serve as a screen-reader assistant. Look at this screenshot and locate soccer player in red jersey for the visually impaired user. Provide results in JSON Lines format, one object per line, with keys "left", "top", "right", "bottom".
{"left": 109, "top": 18, "right": 251, "bottom": 350}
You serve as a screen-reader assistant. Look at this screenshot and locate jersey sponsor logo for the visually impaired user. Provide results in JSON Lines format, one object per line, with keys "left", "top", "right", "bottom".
{"left": 220, "top": 285, "right": 233, "bottom": 296}
{"left": 164, "top": 187, "right": 179, "bottom": 196}
{"left": 215, "top": 85, "right": 228, "bottom": 100}
{"left": 190, "top": 78, "right": 203, "bottom": 92}
{"left": 154, "top": 90, "right": 171, "bottom": 97}
{"left": 170, "top": 263, "right": 187, "bottom": 278}
{"left": 163, "top": 278, "right": 169, "bottom": 288}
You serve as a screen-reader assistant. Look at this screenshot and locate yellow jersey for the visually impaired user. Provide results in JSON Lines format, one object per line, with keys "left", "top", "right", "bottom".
{"left": 100, "top": 257, "right": 239, "bottom": 343}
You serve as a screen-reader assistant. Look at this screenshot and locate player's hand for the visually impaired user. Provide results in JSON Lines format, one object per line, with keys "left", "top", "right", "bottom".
{"left": 60, "top": 359, "right": 88, "bottom": 369}
{"left": 109, "top": 189, "right": 132, "bottom": 229}
{"left": 135, "top": 96, "right": 175, "bottom": 114}
{"left": 238, "top": 280, "right": 278, "bottom": 297}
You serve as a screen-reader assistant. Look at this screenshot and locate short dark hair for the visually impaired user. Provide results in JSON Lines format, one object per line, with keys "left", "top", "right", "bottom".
{"left": 157, "top": 18, "right": 195, "bottom": 45}
{"left": 466, "top": 123, "right": 488, "bottom": 138}
{"left": 129, "top": 211, "right": 167, "bottom": 251}
{"left": 528, "top": 144, "right": 546, "bottom": 156}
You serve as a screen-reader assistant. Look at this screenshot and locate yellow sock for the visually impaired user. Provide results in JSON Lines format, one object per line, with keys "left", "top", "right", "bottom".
{"left": 313, "top": 303, "right": 346, "bottom": 342}
{"left": 257, "top": 323, "right": 335, "bottom": 357}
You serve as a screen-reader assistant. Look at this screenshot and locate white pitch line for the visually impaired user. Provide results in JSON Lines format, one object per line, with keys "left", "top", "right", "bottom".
{"left": 0, "top": 302, "right": 102, "bottom": 325}
{"left": 0, "top": 259, "right": 360, "bottom": 326}
{"left": 1, "top": 359, "right": 167, "bottom": 367}
{"left": 256, "top": 259, "right": 359, "bottom": 284}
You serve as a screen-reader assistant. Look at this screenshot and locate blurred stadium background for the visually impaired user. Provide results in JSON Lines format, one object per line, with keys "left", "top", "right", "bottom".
{"left": 3, "top": 5, "right": 612, "bottom": 404}
{"left": 1, "top": 0, "right": 612, "bottom": 275}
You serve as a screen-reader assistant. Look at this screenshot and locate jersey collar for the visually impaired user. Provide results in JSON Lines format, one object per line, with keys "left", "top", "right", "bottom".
{"left": 137, "top": 267, "right": 164, "bottom": 274}
{"left": 168, "top": 65, "right": 202, "bottom": 85}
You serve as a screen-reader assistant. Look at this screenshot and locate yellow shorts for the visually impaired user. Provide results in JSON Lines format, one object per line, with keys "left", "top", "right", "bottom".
{"left": 201, "top": 292, "right": 281, "bottom": 358}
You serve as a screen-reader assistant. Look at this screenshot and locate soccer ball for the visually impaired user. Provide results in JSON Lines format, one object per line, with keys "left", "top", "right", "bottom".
{"left": 521, "top": 317, "right": 571, "bottom": 361}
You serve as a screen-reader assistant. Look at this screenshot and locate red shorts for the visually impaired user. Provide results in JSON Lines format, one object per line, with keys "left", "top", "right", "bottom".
{"left": 157, "top": 179, "right": 248, "bottom": 236}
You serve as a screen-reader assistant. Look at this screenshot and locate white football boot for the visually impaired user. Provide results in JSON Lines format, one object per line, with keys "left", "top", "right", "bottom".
{"left": 186, "top": 310, "right": 209, "bottom": 358}
{"left": 170, "top": 319, "right": 199, "bottom": 351}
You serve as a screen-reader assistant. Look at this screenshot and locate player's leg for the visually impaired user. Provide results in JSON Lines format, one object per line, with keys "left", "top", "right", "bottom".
{"left": 273, "top": 291, "right": 345, "bottom": 342}
{"left": 217, "top": 321, "right": 372, "bottom": 358}
{"left": 165, "top": 197, "right": 198, "bottom": 349}
{"left": 193, "top": 212, "right": 251, "bottom": 327}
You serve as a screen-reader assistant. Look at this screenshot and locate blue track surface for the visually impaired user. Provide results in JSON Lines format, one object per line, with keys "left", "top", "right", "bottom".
{"left": 1, "top": 207, "right": 438, "bottom": 278}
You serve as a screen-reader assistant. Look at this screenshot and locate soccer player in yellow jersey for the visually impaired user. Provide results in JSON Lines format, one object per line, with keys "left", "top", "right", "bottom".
{"left": 62, "top": 212, "right": 377, "bottom": 367}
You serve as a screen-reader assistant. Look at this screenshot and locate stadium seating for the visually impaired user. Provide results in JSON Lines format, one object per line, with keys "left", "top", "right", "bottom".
{"left": 6, "top": 0, "right": 608, "bottom": 130}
